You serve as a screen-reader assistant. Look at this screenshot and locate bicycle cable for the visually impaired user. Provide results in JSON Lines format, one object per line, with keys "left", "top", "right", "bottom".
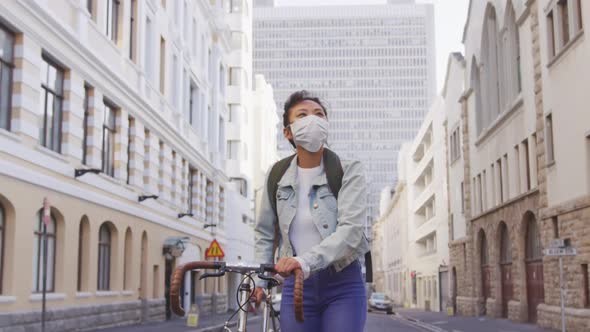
{"left": 223, "top": 272, "right": 257, "bottom": 327}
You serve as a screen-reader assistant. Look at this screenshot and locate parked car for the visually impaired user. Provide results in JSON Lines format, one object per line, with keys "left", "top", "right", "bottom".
{"left": 368, "top": 293, "right": 393, "bottom": 314}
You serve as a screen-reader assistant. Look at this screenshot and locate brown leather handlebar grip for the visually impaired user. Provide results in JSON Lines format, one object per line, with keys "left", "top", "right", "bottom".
{"left": 169, "top": 261, "right": 221, "bottom": 316}
{"left": 293, "top": 268, "right": 304, "bottom": 322}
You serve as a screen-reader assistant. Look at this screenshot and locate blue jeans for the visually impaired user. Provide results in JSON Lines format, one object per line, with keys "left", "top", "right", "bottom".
{"left": 280, "top": 260, "right": 367, "bottom": 332}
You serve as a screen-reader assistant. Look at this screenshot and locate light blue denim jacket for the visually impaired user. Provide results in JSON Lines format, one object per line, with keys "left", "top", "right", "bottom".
{"left": 254, "top": 156, "right": 370, "bottom": 281}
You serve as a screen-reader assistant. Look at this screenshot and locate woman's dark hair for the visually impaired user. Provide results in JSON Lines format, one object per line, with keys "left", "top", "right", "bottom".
{"left": 282, "top": 90, "right": 327, "bottom": 128}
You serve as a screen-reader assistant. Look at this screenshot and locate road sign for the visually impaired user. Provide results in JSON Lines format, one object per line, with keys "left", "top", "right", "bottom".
{"left": 550, "top": 239, "right": 566, "bottom": 248}
{"left": 544, "top": 247, "right": 577, "bottom": 257}
{"left": 205, "top": 239, "right": 225, "bottom": 259}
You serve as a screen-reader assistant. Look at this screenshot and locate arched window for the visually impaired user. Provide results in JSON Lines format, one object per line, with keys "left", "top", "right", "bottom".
{"left": 502, "top": 2, "right": 522, "bottom": 106}
{"left": 526, "top": 215, "right": 542, "bottom": 261}
{"left": 0, "top": 204, "right": 4, "bottom": 293}
{"left": 77, "top": 217, "right": 90, "bottom": 291}
{"left": 123, "top": 228, "right": 132, "bottom": 290}
{"left": 98, "top": 223, "right": 112, "bottom": 291}
{"left": 480, "top": 231, "right": 489, "bottom": 266}
{"left": 33, "top": 210, "right": 57, "bottom": 293}
{"left": 500, "top": 222, "right": 512, "bottom": 264}
{"left": 471, "top": 59, "right": 483, "bottom": 135}
{"left": 481, "top": 5, "right": 501, "bottom": 129}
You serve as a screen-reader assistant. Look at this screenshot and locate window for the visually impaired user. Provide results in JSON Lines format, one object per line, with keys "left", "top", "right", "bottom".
{"left": 523, "top": 139, "right": 531, "bottom": 191}
{"left": 449, "top": 214, "right": 454, "bottom": 241}
{"left": 552, "top": 216, "right": 559, "bottom": 238}
{"left": 188, "top": 168, "right": 195, "bottom": 213}
{"left": 39, "top": 56, "right": 65, "bottom": 153}
{"left": 77, "top": 217, "right": 90, "bottom": 291}
{"left": 158, "top": 141, "right": 164, "bottom": 195}
{"left": 82, "top": 85, "right": 90, "bottom": 164}
{"left": 558, "top": 0, "right": 570, "bottom": 45}
{"left": 497, "top": 159, "right": 504, "bottom": 203}
{"left": 576, "top": 0, "right": 583, "bottom": 31}
{"left": 583, "top": 264, "right": 589, "bottom": 308}
{"left": 0, "top": 204, "right": 4, "bottom": 293}
{"left": 87, "top": 0, "right": 96, "bottom": 21}
{"left": 547, "top": 11, "right": 556, "bottom": 57}
{"left": 97, "top": 224, "right": 111, "bottom": 291}
{"left": 460, "top": 182, "right": 464, "bottom": 213}
{"left": 0, "top": 25, "right": 15, "bottom": 130}
{"left": 123, "top": 228, "right": 132, "bottom": 290}
{"left": 33, "top": 210, "right": 56, "bottom": 293}
{"left": 503, "top": 154, "right": 509, "bottom": 200}
{"left": 171, "top": 151, "right": 177, "bottom": 201}
{"left": 499, "top": 223, "right": 512, "bottom": 264}
{"left": 102, "top": 101, "right": 116, "bottom": 176}
{"left": 160, "top": 37, "right": 166, "bottom": 94}
{"left": 525, "top": 215, "right": 542, "bottom": 261}
{"left": 129, "top": 0, "right": 137, "bottom": 61}
{"left": 145, "top": 18, "right": 153, "bottom": 81}
{"left": 514, "top": 144, "right": 521, "bottom": 194}
{"left": 127, "top": 117, "right": 134, "bottom": 184}
{"left": 105, "top": 0, "right": 120, "bottom": 42}
{"left": 546, "top": 114, "right": 555, "bottom": 163}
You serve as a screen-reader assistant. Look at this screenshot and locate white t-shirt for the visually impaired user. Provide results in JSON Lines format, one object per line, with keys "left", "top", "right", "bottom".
{"left": 289, "top": 164, "right": 324, "bottom": 259}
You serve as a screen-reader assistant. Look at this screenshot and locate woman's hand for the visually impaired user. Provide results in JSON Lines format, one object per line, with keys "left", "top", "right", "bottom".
{"left": 253, "top": 287, "right": 266, "bottom": 306}
{"left": 274, "top": 257, "right": 302, "bottom": 277}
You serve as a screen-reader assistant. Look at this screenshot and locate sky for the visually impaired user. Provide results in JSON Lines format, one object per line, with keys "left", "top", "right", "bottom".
{"left": 273, "top": 0, "right": 470, "bottom": 93}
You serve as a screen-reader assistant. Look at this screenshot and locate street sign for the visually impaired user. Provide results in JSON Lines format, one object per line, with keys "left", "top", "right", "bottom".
{"left": 544, "top": 247, "right": 577, "bottom": 257}
{"left": 205, "top": 239, "right": 225, "bottom": 259}
{"left": 549, "top": 239, "right": 567, "bottom": 248}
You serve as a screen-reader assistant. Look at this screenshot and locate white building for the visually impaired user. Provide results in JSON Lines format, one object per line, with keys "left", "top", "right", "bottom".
{"left": 374, "top": 92, "right": 452, "bottom": 312}
{"left": 373, "top": 150, "right": 409, "bottom": 307}
{"left": 253, "top": 0, "right": 436, "bottom": 223}
{"left": 0, "top": 0, "right": 255, "bottom": 330}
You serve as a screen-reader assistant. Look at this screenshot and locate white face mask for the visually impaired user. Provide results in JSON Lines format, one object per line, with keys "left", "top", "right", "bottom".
{"left": 289, "top": 115, "right": 329, "bottom": 153}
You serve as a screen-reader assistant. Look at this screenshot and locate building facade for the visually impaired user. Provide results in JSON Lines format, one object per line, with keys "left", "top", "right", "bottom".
{"left": 447, "top": 0, "right": 590, "bottom": 331}
{"left": 253, "top": 1, "right": 436, "bottom": 223}
{"left": 373, "top": 93, "right": 451, "bottom": 312}
{"left": 0, "top": 0, "right": 255, "bottom": 330}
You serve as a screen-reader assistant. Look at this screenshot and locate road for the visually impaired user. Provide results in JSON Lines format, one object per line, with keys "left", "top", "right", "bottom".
{"left": 245, "top": 312, "right": 425, "bottom": 331}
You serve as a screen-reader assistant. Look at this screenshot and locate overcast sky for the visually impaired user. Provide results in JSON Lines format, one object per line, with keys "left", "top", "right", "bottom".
{"left": 274, "top": 0, "right": 470, "bottom": 93}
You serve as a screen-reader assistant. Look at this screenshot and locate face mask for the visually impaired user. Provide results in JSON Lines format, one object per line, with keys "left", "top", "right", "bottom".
{"left": 289, "top": 115, "right": 329, "bottom": 153}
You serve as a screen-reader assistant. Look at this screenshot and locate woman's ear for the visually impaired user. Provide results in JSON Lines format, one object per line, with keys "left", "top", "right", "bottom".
{"left": 283, "top": 126, "right": 292, "bottom": 141}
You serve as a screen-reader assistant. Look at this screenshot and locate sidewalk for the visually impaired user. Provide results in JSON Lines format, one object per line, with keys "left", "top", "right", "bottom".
{"left": 92, "top": 310, "right": 263, "bottom": 332}
{"left": 395, "top": 308, "right": 558, "bottom": 332}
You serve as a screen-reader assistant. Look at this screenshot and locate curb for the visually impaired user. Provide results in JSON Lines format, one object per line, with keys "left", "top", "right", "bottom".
{"left": 393, "top": 313, "right": 448, "bottom": 332}
{"left": 193, "top": 315, "right": 262, "bottom": 332}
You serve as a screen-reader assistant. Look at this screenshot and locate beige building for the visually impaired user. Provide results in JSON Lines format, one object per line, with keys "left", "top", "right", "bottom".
{"left": 373, "top": 94, "right": 451, "bottom": 312}
{"left": 0, "top": 0, "right": 255, "bottom": 330}
{"left": 447, "top": 0, "right": 590, "bottom": 331}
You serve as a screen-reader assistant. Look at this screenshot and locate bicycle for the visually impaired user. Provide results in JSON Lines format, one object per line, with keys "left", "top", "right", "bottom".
{"left": 170, "top": 261, "right": 304, "bottom": 332}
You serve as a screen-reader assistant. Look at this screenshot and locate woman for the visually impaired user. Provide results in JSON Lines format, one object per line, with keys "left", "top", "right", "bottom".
{"left": 253, "top": 90, "right": 370, "bottom": 332}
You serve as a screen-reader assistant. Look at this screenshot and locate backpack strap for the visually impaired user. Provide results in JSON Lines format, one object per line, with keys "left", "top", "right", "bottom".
{"left": 322, "top": 148, "right": 343, "bottom": 198}
{"left": 267, "top": 154, "right": 296, "bottom": 261}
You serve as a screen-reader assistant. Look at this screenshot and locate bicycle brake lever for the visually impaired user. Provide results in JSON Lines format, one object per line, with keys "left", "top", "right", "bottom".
{"left": 257, "top": 273, "right": 281, "bottom": 288}
{"left": 199, "top": 270, "right": 226, "bottom": 280}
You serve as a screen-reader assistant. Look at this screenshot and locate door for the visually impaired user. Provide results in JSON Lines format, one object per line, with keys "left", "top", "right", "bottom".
{"left": 525, "top": 213, "right": 544, "bottom": 323}
{"left": 526, "top": 261, "right": 544, "bottom": 323}
{"left": 439, "top": 270, "right": 449, "bottom": 312}
{"left": 165, "top": 259, "right": 174, "bottom": 320}
{"left": 501, "top": 263, "right": 513, "bottom": 318}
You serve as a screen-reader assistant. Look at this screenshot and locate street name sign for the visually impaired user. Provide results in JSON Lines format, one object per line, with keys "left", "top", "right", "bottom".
{"left": 544, "top": 247, "right": 577, "bottom": 257}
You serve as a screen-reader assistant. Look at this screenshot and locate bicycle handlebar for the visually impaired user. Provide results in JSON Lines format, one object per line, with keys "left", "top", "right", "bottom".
{"left": 169, "top": 261, "right": 304, "bottom": 322}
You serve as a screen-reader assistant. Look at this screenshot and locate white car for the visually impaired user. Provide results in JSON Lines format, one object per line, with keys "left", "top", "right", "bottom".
{"left": 368, "top": 293, "right": 394, "bottom": 314}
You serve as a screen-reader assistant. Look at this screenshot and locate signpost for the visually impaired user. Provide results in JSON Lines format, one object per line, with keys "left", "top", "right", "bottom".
{"left": 42, "top": 198, "right": 50, "bottom": 332}
{"left": 544, "top": 238, "right": 576, "bottom": 332}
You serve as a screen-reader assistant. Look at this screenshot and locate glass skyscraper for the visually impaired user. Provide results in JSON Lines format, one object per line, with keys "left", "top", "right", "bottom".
{"left": 253, "top": 0, "right": 436, "bottom": 224}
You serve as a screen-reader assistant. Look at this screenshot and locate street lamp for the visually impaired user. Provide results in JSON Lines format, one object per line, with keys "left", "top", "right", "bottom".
{"left": 178, "top": 212, "right": 194, "bottom": 219}
{"left": 204, "top": 223, "right": 217, "bottom": 229}
{"left": 138, "top": 194, "right": 159, "bottom": 202}
{"left": 74, "top": 168, "right": 101, "bottom": 178}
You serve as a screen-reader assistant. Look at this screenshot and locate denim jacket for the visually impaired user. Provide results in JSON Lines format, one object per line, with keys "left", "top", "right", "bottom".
{"left": 254, "top": 156, "right": 370, "bottom": 280}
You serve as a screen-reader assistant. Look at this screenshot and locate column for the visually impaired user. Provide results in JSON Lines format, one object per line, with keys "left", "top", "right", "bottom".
{"left": 114, "top": 108, "right": 129, "bottom": 181}
{"left": 159, "top": 143, "right": 172, "bottom": 203}
{"left": 61, "top": 70, "right": 85, "bottom": 163}
{"left": 143, "top": 129, "right": 159, "bottom": 194}
{"left": 128, "top": 119, "right": 145, "bottom": 189}
{"left": 11, "top": 34, "right": 42, "bottom": 145}
{"left": 86, "top": 90, "right": 104, "bottom": 170}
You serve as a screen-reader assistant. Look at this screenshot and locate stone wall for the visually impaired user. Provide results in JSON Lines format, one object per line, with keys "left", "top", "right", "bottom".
{"left": 0, "top": 299, "right": 165, "bottom": 332}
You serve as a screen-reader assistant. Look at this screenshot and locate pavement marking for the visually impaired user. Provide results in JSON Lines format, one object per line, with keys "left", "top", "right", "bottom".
{"left": 432, "top": 320, "right": 449, "bottom": 325}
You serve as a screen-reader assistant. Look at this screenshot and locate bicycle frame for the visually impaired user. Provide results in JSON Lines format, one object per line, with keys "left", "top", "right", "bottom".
{"left": 170, "top": 261, "right": 303, "bottom": 331}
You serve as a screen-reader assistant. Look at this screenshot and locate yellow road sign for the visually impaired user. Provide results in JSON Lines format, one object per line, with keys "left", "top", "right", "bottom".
{"left": 205, "top": 239, "right": 225, "bottom": 258}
